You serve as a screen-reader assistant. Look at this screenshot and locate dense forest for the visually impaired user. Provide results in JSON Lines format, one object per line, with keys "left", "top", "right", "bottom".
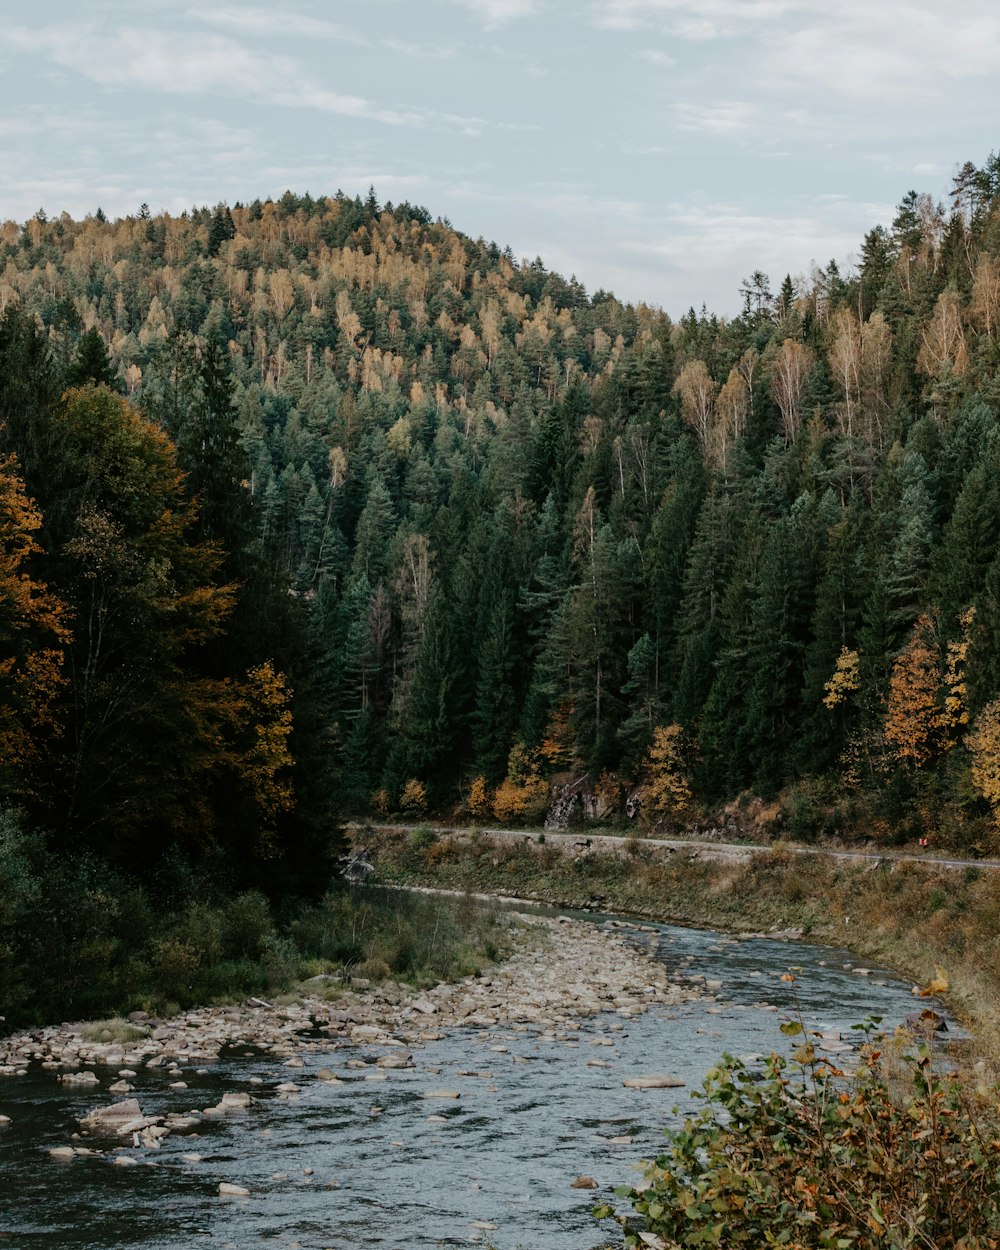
{"left": 6, "top": 154, "right": 1000, "bottom": 911}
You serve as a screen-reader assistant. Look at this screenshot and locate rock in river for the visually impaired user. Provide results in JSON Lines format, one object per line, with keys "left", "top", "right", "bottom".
{"left": 623, "top": 1075, "right": 685, "bottom": 1089}
{"left": 80, "top": 1099, "right": 160, "bottom": 1137}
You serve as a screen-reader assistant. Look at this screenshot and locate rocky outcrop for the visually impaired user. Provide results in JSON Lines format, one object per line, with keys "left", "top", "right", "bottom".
{"left": 545, "top": 776, "right": 591, "bottom": 828}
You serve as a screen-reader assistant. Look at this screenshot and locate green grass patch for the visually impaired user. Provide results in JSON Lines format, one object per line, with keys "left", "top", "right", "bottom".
{"left": 79, "top": 1018, "right": 150, "bottom": 1044}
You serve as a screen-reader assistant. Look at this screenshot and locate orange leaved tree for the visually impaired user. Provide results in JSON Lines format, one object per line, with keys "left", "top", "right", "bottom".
{"left": 0, "top": 451, "right": 70, "bottom": 790}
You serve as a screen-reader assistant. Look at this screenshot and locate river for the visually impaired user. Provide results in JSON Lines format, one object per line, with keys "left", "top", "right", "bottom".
{"left": 0, "top": 907, "right": 941, "bottom": 1250}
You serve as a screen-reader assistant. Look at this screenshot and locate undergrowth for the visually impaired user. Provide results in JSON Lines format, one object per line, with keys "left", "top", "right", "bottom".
{"left": 0, "top": 803, "right": 521, "bottom": 1029}
{"left": 598, "top": 979, "right": 1000, "bottom": 1250}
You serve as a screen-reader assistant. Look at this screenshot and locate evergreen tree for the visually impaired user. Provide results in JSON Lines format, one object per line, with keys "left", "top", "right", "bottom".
{"left": 66, "top": 328, "right": 120, "bottom": 391}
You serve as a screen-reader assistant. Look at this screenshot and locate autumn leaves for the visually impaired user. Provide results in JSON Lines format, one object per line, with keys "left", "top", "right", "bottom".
{"left": 0, "top": 383, "right": 296, "bottom": 871}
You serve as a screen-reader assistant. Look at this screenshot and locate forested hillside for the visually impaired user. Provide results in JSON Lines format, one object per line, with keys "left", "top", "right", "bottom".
{"left": 6, "top": 161, "right": 1000, "bottom": 871}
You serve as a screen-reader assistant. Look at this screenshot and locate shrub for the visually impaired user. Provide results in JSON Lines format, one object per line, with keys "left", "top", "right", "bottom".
{"left": 600, "top": 1001, "right": 1000, "bottom": 1249}
{"left": 492, "top": 774, "right": 549, "bottom": 823}
{"left": 407, "top": 824, "right": 436, "bottom": 850}
{"left": 467, "top": 776, "right": 491, "bottom": 819}
{"left": 220, "top": 891, "right": 274, "bottom": 960}
{"left": 640, "top": 724, "right": 694, "bottom": 829}
{"left": 400, "top": 778, "right": 428, "bottom": 815}
{"left": 173, "top": 901, "right": 223, "bottom": 966}
{"left": 491, "top": 742, "right": 549, "bottom": 824}
{"left": 151, "top": 938, "right": 201, "bottom": 1002}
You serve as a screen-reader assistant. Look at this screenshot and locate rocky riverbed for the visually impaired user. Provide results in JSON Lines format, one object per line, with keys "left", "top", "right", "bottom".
{"left": 0, "top": 912, "right": 702, "bottom": 1162}
{"left": 0, "top": 907, "right": 935, "bottom": 1250}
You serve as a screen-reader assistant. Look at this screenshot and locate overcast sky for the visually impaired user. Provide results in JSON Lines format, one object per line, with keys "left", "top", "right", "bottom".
{"left": 2, "top": 1, "right": 998, "bottom": 316}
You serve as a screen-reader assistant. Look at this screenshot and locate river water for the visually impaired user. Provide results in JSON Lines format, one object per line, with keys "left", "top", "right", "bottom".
{"left": 0, "top": 911, "right": 940, "bottom": 1250}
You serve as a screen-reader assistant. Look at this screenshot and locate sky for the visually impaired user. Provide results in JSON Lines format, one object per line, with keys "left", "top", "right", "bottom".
{"left": 1, "top": 0, "right": 999, "bottom": 317}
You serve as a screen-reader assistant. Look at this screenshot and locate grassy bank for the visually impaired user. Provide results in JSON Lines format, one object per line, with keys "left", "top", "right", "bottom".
{"left": 0, "top": 871, "right": 521, "bottom": 1030}
{"left": 365, "top": 825, "right": 1000, "bottom": 1049}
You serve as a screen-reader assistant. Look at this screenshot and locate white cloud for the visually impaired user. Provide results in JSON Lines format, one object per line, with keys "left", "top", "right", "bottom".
{"left": 383, "top": 38, "right": 457, "bottom": 60}
{"left": 594, "top": 0, "right": 799, "bottom": 34}
{"left": 596, "top": 0, "right": 1000, "bottom": 105}
{"left": 451, "top": 0, "right": 536, "bottom": 26}
{"left": 673, "top": 100, "right": 755, "bottom": 135}
{"left": 637, "top": 48, "right": 676, "bottom": 65}
{"left": 635, "top": 201, "right": 864, "bottom": 281}
{"left": 185, "top": 6, "right": 369, "bottom": 45}
{"left": 769, "top": 5, "right": 1000, "bottom": 100}
{"left": 0, "top": 24, "right": 484, "bottom": 131}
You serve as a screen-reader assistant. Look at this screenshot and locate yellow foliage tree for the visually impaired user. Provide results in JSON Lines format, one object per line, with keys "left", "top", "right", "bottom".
{"left": 467, "top": 775, "right": 490, "bottom": 819}
{"left": 884, "top": 616, "right": 944, "bottom": 767}
{"left": 967, "top": 700, "right": 1000, "bottom": 823}
{"left": 941, "top": 606, "right": 975, "bottom": 741}
{"left": 916, "top": 289, "right": 968, "bottom": 381}
{"left": 238, "top": 661, "right": 295, "bottom": 851}
{"left": 642, "top": 725, "right": 693, "bottom": 826}
{"left": 400, "top": 777, "right": 428, "bottom": 815}
{"left": 823, "top": 647, "right": 860, "bottom": 709}
{"left": 538, "top": 700, "right": 575, "bottom": 769}
{"left": 491, "top": 742, "right": 548, "bottom": 824}
{"left": 672, "top": 359, "right": 718, "bottom": 448}
{"left": 0, "top": 452, "right": 71, "bottom": 778}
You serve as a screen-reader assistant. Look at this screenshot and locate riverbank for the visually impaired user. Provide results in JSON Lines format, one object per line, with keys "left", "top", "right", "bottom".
{"left": 361, "top": 824, "right": 1000, "bottom": 1053}
{"left": 0, "top": 910, "right": 703, "bottom": 1154}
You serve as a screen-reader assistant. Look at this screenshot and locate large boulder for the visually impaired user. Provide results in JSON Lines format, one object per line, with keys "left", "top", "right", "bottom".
{"left": 80, "top": 1099, "right": 160, "bottom": 1137}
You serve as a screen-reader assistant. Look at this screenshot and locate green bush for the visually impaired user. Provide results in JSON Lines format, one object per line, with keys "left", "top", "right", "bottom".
{"left": 599, "top": 1013, "right": 1000, "bottom": 1249}
{"left": 220, "top": 891, "right": 275, "bottom": 959}
{"left": 407, "top": 825, "right": 436, "bottom": 850}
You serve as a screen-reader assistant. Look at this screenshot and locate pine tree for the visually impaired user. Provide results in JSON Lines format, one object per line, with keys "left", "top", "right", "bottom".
{"left": 66, "top": 327, "right": 120, "bottom": 391}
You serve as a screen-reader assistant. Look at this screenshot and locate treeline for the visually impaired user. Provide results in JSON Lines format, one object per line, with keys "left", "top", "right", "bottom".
{"left": 0, "top": 314, "right": 338, "bottom": 894}
{"left": 5, "top": 165, "right": 1000, "bottom": 859}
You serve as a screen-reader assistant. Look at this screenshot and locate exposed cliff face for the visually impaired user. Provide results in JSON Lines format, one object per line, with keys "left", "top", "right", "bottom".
{"left": 544, "top": 775, "right": 633, "bottom": 829}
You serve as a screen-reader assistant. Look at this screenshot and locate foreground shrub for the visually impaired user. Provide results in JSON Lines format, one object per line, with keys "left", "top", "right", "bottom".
{"left": 600, "top": 995, "right": 1000, "bottom": 1249}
